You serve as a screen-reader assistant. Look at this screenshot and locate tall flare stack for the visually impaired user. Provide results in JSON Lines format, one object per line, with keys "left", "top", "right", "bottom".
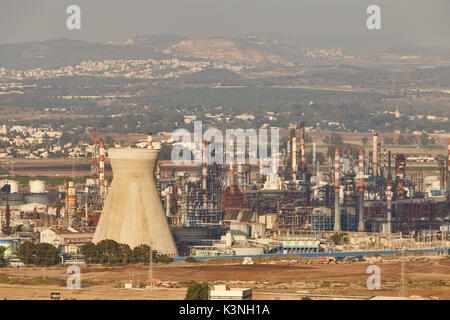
{"left": 372, "top": 133, "right": 378, "bottom": 176}
{"left": 447, "top": 139, "right": 450, "bottom": 202}
{"left": 357, "top": 148, "right": 365, "bottom": 232}
{"left": 99, "top": 139, "right": 105, "bottom": 195}
{"left": 92, "top": 148, "right": 178, "bottom": 256}
{"left": 334, "top": 148, "right": 342, "bottom": 231}
{"left": 291, "top": 128, "right": 297, "bottom": 181}
{"left": 201, "top": 140, "right": 207, "bottom": 190}
{"left": 300, "top": 122, "right": 306, "bottom": 179}
{"left": 312, "top": 139, "right": 317, "bottom": 176}
{"left": 147, "top": 132, "right": 153, "bottom": 148}
{"left": 386, "top": 183, "right": 393, "bottom": 234}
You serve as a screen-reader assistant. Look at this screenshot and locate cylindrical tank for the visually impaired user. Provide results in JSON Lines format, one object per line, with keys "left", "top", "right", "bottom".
{"left": 29, "top": 180, "right": 45, "bottom": 194}
{"left": 230, "top": 222, "right": 250, "bottom": 238}
{"left": 93, "top": 148, "right": 178, "bottom": 256}
{"left": 0, "top": 180, "right": 19, "bottom": 193}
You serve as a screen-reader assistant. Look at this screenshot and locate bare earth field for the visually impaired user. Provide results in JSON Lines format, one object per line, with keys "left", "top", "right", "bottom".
{"left": 0, "top": 257, "right": 449, "bottom": 300}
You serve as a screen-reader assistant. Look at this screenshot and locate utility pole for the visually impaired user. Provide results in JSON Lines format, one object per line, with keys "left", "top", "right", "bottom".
{"left": 400, "top": 248, "right": 405, "bottom": 298}
{"left": 149, "top": 246, "right": 153, "bottom": 292}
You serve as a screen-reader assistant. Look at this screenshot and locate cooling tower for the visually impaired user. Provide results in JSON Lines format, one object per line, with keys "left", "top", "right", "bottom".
{"left": 92, "top": 148, "right": 178, "bottom": 256}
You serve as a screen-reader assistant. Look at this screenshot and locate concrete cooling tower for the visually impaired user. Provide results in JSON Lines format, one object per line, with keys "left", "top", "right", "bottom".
{"left": 92, "top": 148, "right": 178, "bottom": 256}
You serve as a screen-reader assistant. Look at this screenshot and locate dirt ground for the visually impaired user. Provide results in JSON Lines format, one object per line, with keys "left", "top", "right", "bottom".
{"left": 1, "top": 257, "right": 449, "bottom": 300}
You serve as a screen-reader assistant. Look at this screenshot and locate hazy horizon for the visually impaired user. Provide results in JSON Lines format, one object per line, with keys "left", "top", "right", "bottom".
{"left": 1, "top": 0, "right": 449, "bottom": 47}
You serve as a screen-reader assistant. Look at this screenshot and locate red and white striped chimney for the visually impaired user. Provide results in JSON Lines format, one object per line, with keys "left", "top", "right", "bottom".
{"left": 99, "top": 139, "right": 105, "bottom": 194}
{"left": 357, "top": 148, "right": 365, "bottom": 232}
{"left": 228, "top": 162, "right": 234, "bottom": 187}
{"left": 386, "top": 182, "right": 393, "bottom": 233}
{"left": 147, "top": 132, "right": 153, "bottom": 148}
{"left": 334, "top": 148, "right": 341, "bottom": 231}
{"left": 447, "top": 139, "right": 450, "bottom": 197}
{"left": 291, "top": 129, "right": 297, "bottom": 181}
{"left": 372, "top": 133, "right": 378, "bottom": 176}
{"left": 300, "top": 122, "right": 306, "bottom": 176}
{"left": 358, "top": 148, "right": 365, "bottom": 192}
{"left": 201, "top": 140, "right": 207, "bottom": 190}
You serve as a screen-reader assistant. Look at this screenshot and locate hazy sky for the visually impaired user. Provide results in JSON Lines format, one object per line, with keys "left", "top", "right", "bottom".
{"left": 1, "top": 0, "right": 449, "bottom": 46}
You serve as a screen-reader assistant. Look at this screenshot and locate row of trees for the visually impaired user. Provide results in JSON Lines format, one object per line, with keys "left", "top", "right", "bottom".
{"left": 362, "top": 134, "right": 436, "bottom": 146}
{"left": 81, "top": 239, "right": 173, "bottom": 265}
{"left": 16, "top": 241, "right": 59, "bottom": 266}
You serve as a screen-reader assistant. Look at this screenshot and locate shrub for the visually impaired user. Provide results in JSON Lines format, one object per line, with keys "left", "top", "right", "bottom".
{"left": 185, "top": 281, "right": 209, "bottom": 300}
{"left": 185, "top": 256, "right": 198, "bottom": 263}
{"left": 157, "top": 255, "right": 173, "bottom": 264}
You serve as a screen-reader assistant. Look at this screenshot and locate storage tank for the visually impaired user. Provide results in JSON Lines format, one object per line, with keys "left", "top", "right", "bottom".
{"left": 93, "top": 148, "right": 178, "bottom": 256}
{"left": 29, "top": 180, "right": 46, "bottom": 194}
{"left": 230, "top": 222, "right": 250, "bottom": 238}
{"left": 0, "top": 180, "right": 19, "bottom": 193}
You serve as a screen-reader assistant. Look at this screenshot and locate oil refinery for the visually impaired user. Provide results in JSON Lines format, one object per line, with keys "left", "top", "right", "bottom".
{"left": 0, "top": 126, "right": 448, "bottom": 263}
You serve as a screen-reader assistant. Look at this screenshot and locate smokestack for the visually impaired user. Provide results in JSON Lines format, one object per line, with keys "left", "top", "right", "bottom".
{"left": 202, "top": 140, "right": 207, "bottom": 190}
{"left": 65, "top": 179, "right": 76, "bottom": 226}
{"left": 334, "top": 148, "right": 341, "bottom": 231}
{"left": 300, "top": 122, "right": 306, "bottom": 178}
{"left": 447, "top": 139, "right": 450, "bottom": 201}
{"left": 396, "top": 154, "right": 406, "bottom": 199}
{"left": 387, "top": 150, "right": 392, "bottom": 181}
{"left": 383, "top": 149, "right": 387, "bottom": 177}
{"left": 228, "top": 162, "right": 234, "bottom": 187}
{"left": 147, "top": 132, "right": 153, "bottom": 148}
{"left": 357, "top": 148, "right": 365, "bottom": 232}
{"left": 99, "top": 139, "right": 105, "bottom": 195}
{"left": 372, "top": 133, "right": 378, "bottom": 176}
{"left": 91, "top": 130, "right": 99, "bottom": 184}
{"left": 386, "top": 183, "right": 393, "bottom": 233}
{"left": 237, "top": 163, "right": 244, "bottom": 189}
{"left": 291, "top": 129, "right": 297, "bottom": 181}
{"left": 312, "top": 139, "right": 317, "bottom": 176}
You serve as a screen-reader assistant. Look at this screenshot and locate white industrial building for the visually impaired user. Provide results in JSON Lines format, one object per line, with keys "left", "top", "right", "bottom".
{"left": 209, "top": 285, "right": 252, "bottom": 300}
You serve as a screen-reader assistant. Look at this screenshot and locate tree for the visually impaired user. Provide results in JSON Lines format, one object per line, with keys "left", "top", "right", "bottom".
{"left": 157, "top": 255, "right": 173, "bottom": 264}
{"left": 132, "top": 244, "right": 158, "bottom": 263}
{"left": 81, "top": 242, "right": 98, "bottom": 264}
{"left": 105, "top": 136, "right": 115, "bottom": 148}
{"left": 96, "top": 239, "right": 123, "bottom": 265}
{"left": 17, "top": 241, "right": 58, "bottom": 266}
{"left": 383, "top": 137, "right": 394, "bottom": 145}
{"left": 0, "top": 246, "right": 6, "bottom": 266}
{"left": 330, "top": 232, "right": 349, "bottom": 245}
{"left": 33, "top": 243, "right": 58, "bottom": 266}
{"left": 397, "top": 135, "right": 407, "bottom": 145}
{"left": 119, "top": 243, "right": 133, "bottom": 264}
{"left": 185, "top": 257, "right": 198, "bottom": 263}
{"left": 185, "top": 281, "right": 209, "bottom": 300}
{"left": 361, "top": 137, "right": 368, "bottom": 145}
{"left": 17, "top": 241, "right": 36, "bottom": 265}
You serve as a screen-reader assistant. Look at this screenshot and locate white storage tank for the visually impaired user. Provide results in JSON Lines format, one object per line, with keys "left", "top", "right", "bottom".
{"left": 0, "top": 180, "right": 19, "bottom": 193}
{"left": 230, "top": 222, "right": 250, "bottom": 238}
{"left": 29, "top": 180, "right": 46, "bottom": 193}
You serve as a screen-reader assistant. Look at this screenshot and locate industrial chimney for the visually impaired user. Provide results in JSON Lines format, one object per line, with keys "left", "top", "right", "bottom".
{"left": 93, "top": 148, "right": 178, "bottom": 256}
{"left": 357, "top": 148, "right": 365, "bottom": 232}
{"left": 386, "top": 183, "right": 393, "bottom": 234}
{"left": 447, "top": 139, "right": 450, "bottom": 202}
{"left": 372, "top": 133, "right": 378, "bottom": 176}
{"left": 334, "top": 148, "right": 342, "bottom": 231}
